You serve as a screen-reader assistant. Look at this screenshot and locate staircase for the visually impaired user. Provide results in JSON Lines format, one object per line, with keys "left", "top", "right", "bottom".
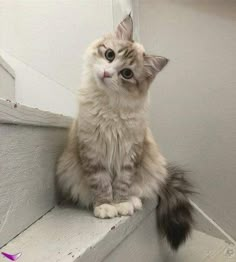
{"left": 0, "top": 99, "right": 235, "bottom": 262}
{"left": 2, "top": 203, "right": 235, "bottom": 262}
{"left": 1, "top": 0, "right": 235, "bottom": 260}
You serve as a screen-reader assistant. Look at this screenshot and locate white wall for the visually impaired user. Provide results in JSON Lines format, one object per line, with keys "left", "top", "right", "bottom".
{"left": 0, "top": 0, "right": 134, "bottom": 116}
{"left": 113, "top": 0, "right": 140, "bottom": 42}
{"left": 0, "top": 1, "right": 137, "bottom": 116}
{"left": 0, "top": 0, "right": 113, "bottom": 93}
{"left": 140, "top": 0, "right": 236, "bottom": 239}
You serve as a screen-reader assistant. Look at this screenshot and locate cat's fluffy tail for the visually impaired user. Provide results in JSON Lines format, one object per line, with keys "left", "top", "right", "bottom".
{"left": 157, "top": 165, "right": 194, "bottom": 250}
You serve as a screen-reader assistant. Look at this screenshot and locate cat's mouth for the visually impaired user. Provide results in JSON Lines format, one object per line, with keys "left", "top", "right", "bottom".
{"left": 99, "top": 70, "right": 112, "bottom": 81}
{"left": 96, "top": 70, "right": 112, "bottom": 86}
{"left": 103, "top": 70, "right": 112, "bottom": 78}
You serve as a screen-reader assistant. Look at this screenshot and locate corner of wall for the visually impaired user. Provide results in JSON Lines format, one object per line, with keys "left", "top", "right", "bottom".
{"left": 112, "top": 0, "right": 140, "bottom": 41}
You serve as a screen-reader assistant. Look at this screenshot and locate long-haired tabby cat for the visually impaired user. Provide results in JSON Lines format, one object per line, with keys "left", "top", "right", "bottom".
{"left": 56, "top": 15, "right": 194, "bottom": 250}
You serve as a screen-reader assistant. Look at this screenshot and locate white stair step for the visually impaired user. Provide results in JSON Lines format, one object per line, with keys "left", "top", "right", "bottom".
{"left": 0, "top": 49, "right": 76, "bottom": 117}
{"left": 0, "top": 201, "right": 157, "bottom": 262}
{"left": 0, "top": 99, "right": 72, "bottom": 246}
{"left": 1, "top": 201, "right": 235, "bottom": 262}
{"left": 0, "top": 55, "right": 15, "bottom": 101}
{"left": 165, "top": 231, "right": 235, "bottom": 262}
{"left": 105, "top": 212, "right": 235, "bottom": 262}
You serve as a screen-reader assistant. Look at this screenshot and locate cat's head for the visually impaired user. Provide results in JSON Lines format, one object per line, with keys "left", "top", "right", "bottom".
{"left": 85, "top": 15, "right": 168, "bottom": 99}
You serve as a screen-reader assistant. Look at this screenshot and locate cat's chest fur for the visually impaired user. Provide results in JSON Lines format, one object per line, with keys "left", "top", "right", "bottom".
{"left": 79, "top": 103, "right": 145, "bottom": 170}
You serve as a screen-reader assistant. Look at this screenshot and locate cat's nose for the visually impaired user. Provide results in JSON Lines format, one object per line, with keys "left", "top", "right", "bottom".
{"left": 103, "top": 70, "right": 112, "bottom": 78}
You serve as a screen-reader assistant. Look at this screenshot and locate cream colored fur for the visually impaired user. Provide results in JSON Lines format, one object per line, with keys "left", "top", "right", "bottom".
{"left": 56, "top": 15, "right": 168, "bottom": 218}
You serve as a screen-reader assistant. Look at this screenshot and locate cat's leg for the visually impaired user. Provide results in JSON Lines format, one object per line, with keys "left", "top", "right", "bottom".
{"left": 112, "top": 165, "right": 140, "bottom": 216}
{"left": 56, "top": 120, "right": 93, "bottom": 207}
{"left": 86, "top": 169, "right": 118, "bottom": 219}
{"left": 130, "top": 128, "right": 168, "bottom": 201}
{"left": 57, "top": 150, "right": 117, "bottom": 218}
{"left": 78, "top": 138, "right": 118, "bottom": 218}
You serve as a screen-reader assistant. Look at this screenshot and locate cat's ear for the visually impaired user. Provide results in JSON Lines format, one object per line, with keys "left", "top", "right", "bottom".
{"left": 115, "top": 14, "right": 133, "bottom": 41}
{"left": 144, "top": 55, "right": 169, "bottom": 79}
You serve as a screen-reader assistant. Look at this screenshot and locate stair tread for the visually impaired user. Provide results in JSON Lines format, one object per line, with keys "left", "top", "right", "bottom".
{"left": 165, "top": 230, "right": 235, "bottom": 262}
{"left": 0, "top": 200, "right": 156, "bottom": 262}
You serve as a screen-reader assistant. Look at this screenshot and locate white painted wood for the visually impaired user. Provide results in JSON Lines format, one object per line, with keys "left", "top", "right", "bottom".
{"left": 0, "top": 56, "right": 15, "bottom": 78}
{"left": 0, "top": 50, "right": 77, "bottom": 117}
{"left": 131, "top": 0, "right": 140, "bottom": 42}
{"left": 112, "top": 0, "right": 140, "bottom": 42}
{"left": 0, "top": 123, "right": 68, "bottom": 246}
{"left": 0, "top": 98, "right": 72, "bottom": 128}
{"left": 2, "top": 202, "right": 235, "bottom": 262}
{"left": 0, "top": 200, "right": 157, "bottom": 262}
{"left": 192, "top": 201, "right": 236, "bottom": 244}
{"left": 165, "top": 231, "right": 235, "bottom": 262}
{"left": 0, "top": 66, "right": 15, "bottom": 101}
{"left": 104, "top": 208, "right": 163, "bottom": 262}
{"left": 112, "top": 0, "right": 133, "bottom": 27}
{"left": 0, "top": 56, "right": 15, "bottom": 101}
{"left": 105, "top": 211, "right": 235, "bottom": 262}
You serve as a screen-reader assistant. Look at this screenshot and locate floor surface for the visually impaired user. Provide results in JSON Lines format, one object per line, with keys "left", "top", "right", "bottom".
{"left": 165, "top": 230, "right": 235, "bottom": 262}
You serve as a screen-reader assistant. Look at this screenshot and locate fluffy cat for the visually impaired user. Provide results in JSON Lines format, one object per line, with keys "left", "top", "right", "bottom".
{"left": 56, "top": 15, "right": 194, "bottom": 250}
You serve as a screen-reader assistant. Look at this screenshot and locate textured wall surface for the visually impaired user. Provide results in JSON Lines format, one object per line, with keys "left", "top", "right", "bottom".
{"left": 0, "top": 0, "right": 114, "bottom": 116}
{"left": 140, "top": 0, "right": 236, "bottom": 239}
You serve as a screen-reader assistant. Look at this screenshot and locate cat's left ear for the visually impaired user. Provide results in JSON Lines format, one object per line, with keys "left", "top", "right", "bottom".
{"left": 115, "top": 14, "right": 133, "bottom": 41}
{"left": 144, "top": 55, "right": 169, "bottom": 79}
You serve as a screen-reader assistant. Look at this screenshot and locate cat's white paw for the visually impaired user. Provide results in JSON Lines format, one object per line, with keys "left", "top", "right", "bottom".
{"left": 94, "top": 204, "right": 118, "bottom": 219}
{"left": 114, "top": 201, "right": 134, "bottom": 216}
{"left": 130, "top": 196, "right": 142, "bottom": 210}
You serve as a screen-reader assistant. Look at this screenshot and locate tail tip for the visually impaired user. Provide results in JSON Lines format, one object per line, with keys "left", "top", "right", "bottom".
{"left": 157, "top": 164, "right": 195, "bottom": 250}
{"left": 167, "top": 224, "right": 192, "bottom": 250}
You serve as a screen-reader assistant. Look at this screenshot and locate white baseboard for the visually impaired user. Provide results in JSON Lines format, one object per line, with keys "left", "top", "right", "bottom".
{"left": 191, "top": 200, "right": 236, "bottom": 244}
{"left": 0, "top": 55, "right": 15, "bottom": 101}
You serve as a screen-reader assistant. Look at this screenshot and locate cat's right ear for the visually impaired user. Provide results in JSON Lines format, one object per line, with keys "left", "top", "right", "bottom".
{"left": 115, "top": 14, "right": 133, "bottom": 41}
{"left": 144, "top": 55, "right": 169, "bottom": 80}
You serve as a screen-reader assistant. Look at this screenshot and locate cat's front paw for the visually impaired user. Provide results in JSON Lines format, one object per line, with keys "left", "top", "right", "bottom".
{"left": 94, "top": 204, "right": 118, "bottom": 219}
{"left": 130, "top": 196, "right": 142, "bottom": 210}
{"left": 113, "top": 202, "right": 134, "bottom": 216}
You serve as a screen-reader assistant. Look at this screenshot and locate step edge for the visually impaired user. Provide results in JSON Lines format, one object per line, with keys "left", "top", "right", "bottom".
{"left": 1, "top": 200, "right": 157, "bottom": 262}
{"left": 80, "top": 200, "right": 157, "bottom": 262}
{"left": 191, "top": 200, "right": 236, "bottom": 244}
{"left": 0, "top": 98, "right": 73, "bottom": 128}
{"left": 0, "top": 55, "right": 15, "bottom": 78}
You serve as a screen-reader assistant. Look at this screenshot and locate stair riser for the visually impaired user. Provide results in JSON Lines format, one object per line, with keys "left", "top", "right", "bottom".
{"left": 0, "top": 123, "right": 68, "bottom": 247}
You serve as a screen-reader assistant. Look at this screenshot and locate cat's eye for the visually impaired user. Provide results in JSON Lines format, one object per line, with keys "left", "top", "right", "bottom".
{"left": 120, "top": 68, "right": 133, "bottom": 79}
{"left": 105, "top": 49, "right": 115, "bottom": 62}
